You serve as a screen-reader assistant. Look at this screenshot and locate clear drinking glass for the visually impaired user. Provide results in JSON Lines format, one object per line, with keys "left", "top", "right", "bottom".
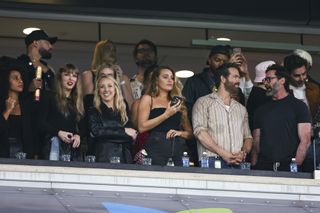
{"left": 60, "top": 154, "right": 71, "bottom": 162}
{"left": 143, "top": 157, "right": 152, "bottom": 166}
{"left": 110, "top": 156, "right": 120, "bottom": 164}
{"left": 85, "top": 155, "right": 96, "bottom": 163}
{"left": 240, "top": 162, "right": 251, "bottom": 170}
{"left": 15, "top": 152, "right": 26, "bottom": 160}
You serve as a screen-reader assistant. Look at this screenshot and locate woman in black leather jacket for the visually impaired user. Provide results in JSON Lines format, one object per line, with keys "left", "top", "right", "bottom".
{"left": 88, "top": 75, "right": 137, "bottom": 163}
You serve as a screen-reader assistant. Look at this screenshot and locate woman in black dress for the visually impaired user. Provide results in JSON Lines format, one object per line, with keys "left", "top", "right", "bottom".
{"left": 137, "top": 66, "right": 193, "bottom": 166}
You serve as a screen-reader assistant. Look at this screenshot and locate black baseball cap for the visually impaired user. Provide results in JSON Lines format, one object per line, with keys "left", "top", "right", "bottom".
{"left": 24, "top": 30, "right": 58, "bottom": 46}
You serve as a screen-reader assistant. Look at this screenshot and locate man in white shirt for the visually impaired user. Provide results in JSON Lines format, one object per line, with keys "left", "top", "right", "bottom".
{"left": 284, "top": 51, "right": 320, "bottom": 172}
{"left": 192, "top": 63, "right": 252, "bottom": 168}
{"left": 284, "top": 53, "right": 320, "bottom": 118}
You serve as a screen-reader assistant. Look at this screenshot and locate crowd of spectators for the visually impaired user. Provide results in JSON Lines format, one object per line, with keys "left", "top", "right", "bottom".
{"left": 1, "top": 29, "right": 319, "bottom": 173}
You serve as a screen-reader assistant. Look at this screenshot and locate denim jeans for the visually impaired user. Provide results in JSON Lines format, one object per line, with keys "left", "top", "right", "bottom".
{"left": 49, "top": 136, "right": 60, "bottom": 161}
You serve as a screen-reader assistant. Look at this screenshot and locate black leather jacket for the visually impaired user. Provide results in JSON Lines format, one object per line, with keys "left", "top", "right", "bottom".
{"left": 88, "top": 104, "right": 132, "bottom": 144}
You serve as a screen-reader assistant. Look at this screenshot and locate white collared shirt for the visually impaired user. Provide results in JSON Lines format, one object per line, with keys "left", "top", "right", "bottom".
{"left": 290, "top": 84, "right": 309, "bottom": 107}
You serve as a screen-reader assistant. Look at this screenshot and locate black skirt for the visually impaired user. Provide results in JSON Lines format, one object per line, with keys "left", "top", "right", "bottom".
{"left": 144, "top": 131, "right": 187, "bottom": 166}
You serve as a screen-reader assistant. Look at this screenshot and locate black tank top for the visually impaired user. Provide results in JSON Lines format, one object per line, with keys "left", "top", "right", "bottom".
{"left": 148, "top": 108, "right": 181, "bottom": 132}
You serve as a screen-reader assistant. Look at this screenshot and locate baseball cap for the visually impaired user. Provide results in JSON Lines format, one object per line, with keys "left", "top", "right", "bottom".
{"left": 208, "top": 45, "right": 232, "bottom": 57}
{"left": 24, "top": 30, "right": 58, "bottom": 46}
{"left": 254, "top": 60, "right": 275, "bottom": 83}
{"left": 293, "top": 49, "right": 312, "bottom": 67}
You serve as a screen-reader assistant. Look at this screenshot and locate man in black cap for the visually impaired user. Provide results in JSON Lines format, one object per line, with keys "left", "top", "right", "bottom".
{"left": 16, "top": 29, "right": 57, "bottom": 159}
{"left": 182, "top": 45, "right": 245, "bottom": 166}
{"left": 17, "top": 29, "right": 58, "bottom": 93}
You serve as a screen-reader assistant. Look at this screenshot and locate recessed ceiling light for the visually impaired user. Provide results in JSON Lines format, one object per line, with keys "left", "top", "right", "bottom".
{"left": 216, "top": 37, "right": 231, "bottom": 41}
{"left": 176, "top": 70, "right": 194, "bottom": 78}
{"left": 23, "top": 27, "right": 40, "bottom": 35}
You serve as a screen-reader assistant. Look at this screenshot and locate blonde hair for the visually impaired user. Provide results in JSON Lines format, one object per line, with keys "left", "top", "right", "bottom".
{"left": 95, "top": 63, "right": 121, "bottom": 84}
{"left": 93, "top": 75, "right": 128, "bottom": 124}
{"left": 91, "top": 40, "right": 117, "bottom": 73}
{"left": 55, "top": 64, "right": 84, "bottom": 121}
{"left": 144, "top": 66, "right": 188, "bottom": 126}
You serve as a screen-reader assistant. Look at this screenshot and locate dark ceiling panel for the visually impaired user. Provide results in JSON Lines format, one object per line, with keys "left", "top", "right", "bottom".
{"left": 309, "top": 0, "right": 320, "bottom": 26}
{"left": 0, "top": 0, "right": 311, "bottom": 25}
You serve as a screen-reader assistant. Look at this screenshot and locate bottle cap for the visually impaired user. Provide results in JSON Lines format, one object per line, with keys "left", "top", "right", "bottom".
{"left": 183, "top": 152, "right": 187, "bottom": 155}
{"left": 291, "top": 158, "right": 296, "bottom": 161}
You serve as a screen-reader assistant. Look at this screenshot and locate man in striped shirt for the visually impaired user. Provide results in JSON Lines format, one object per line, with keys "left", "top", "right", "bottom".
{"left": 192, "top": 63, "right": 252, "bottom": 168}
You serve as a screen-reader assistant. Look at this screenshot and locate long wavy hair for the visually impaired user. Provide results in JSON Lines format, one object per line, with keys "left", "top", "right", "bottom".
{"left": 144, "top": 65, "right": 188, "bottom": 126}
{"left": 55, "top": 64, "right": 84, "bottom": 121}
{"left": 91, "top": 40, "right": 117, "bottom": 74}
{"left": 93, "top": 75, "right": 128, "bottom": 124}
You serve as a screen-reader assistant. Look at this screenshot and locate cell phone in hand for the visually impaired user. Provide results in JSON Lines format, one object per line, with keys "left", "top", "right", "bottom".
{"left": 170, "top": 96, "right": 182, "bottom": 106}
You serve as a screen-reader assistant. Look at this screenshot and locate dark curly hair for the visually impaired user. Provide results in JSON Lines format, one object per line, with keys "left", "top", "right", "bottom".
{"left": 0, "top": 56, "right": 25, "bottom": 113}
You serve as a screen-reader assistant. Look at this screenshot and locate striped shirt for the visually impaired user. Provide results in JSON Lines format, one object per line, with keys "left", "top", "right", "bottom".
{"left": 192, "top": 92, "right": 252, "bottom": 157}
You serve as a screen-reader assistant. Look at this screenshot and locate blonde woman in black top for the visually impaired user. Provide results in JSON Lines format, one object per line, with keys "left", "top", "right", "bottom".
{"left": 88, "top": 75, "right": 137, "bottom": 163}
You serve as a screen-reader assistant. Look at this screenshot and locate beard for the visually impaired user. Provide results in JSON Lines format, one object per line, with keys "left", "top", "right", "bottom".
{"left": 292, "top": 79, "right": 305, "bottom": 87}
{"left": 225, "top": 80, "right": 239, "bottom": 95}
{"left": 136, "top": 57, "right": 157, "bottom": 68}
{"left": 39, "top": 48, "right": 52, "bottom": 59}
{"left": 266, "top": 82, "right": 280, "bottom": 96}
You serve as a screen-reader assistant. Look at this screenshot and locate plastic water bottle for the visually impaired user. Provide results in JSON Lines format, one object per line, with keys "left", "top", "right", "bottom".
{"left": 201, "top": 152, "right": 209, "bottom": 168}
{"left": 182, "top": 152, "right": 189, "bottom": 167}
{"left": 290, "top": 158, "right": 298, "bottom": 173}
{"left": 49, "top": 137, "right": 60, "bottom": 161}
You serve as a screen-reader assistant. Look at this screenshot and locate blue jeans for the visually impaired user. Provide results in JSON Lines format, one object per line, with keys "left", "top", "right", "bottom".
{"left": 49, "top": 136, "right": 60, "bottom": 161}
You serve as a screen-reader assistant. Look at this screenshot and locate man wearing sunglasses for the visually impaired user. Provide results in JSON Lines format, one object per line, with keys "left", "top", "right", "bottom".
{"left": 251, "top": 64, "right": 311, "bottom": 172}
{"left": 130, "top": 39, "right": 158, "bottom": 100}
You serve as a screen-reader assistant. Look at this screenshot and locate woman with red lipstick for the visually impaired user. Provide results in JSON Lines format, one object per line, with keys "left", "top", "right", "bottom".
{"left": 88, "top": 75, "right": 137, "bottom": 163}
{"left": 0, "top": 57, "right": 35, "bottom": 158}
{"left": 39, "top": 64, "right": 85, "bottom": 160}
{"left": 137, "top": 66, "right": 193, "bottom": 166}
